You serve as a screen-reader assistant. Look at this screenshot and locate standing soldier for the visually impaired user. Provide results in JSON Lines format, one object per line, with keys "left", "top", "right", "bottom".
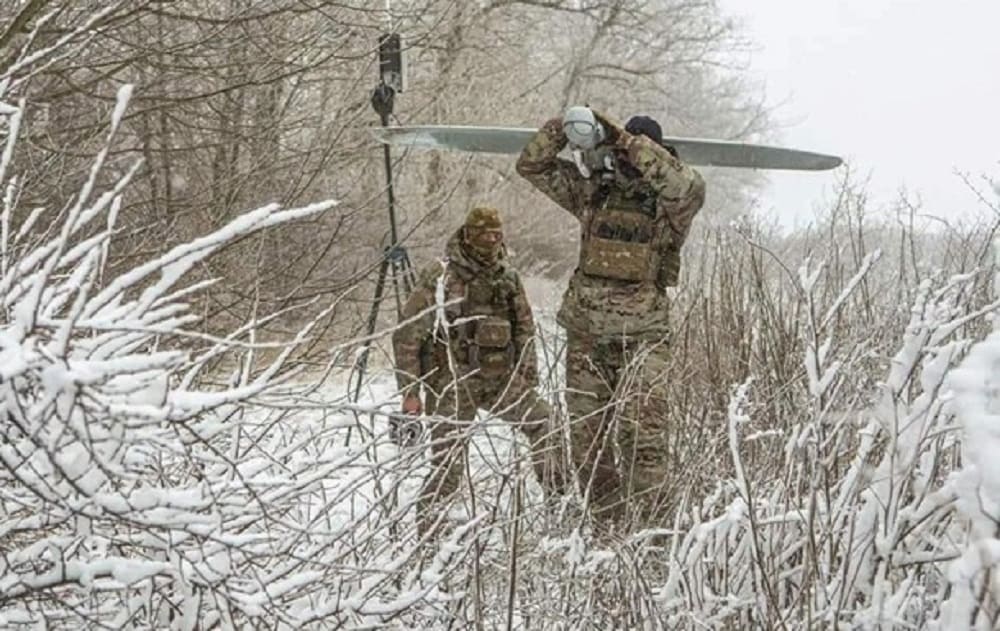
{"left": 515, "top": 109, "right": 706, "bottom": 531}
{"left": 392, "top": 206, "right": 562, "bottom": 536}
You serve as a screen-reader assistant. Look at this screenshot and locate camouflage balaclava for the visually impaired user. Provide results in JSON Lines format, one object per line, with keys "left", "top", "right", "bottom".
{"left": 462, "top": 206, "right": 504, "bottom": 266}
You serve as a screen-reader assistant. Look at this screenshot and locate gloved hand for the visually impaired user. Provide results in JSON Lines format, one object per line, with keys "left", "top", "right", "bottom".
{"left": 401, "top": 393, "right": 422, "bottom": 415}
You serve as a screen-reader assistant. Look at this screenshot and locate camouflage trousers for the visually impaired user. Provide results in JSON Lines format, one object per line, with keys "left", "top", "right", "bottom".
{"left": 416, "top": 377, "right": 563, "bottom": 537}
{"left": 564, "top": 329, "right": 673, "bottom": 531}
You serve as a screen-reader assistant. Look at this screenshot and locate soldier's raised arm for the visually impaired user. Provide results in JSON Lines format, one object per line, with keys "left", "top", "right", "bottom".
{"left": 618, "top": 130, "right": 706, "bottom": 246}
{"left": 515, "top": 118, "right": 589, "bottom": 219}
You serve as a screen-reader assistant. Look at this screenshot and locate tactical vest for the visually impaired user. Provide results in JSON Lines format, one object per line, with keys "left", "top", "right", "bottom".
{"left": 438, "top": 269, "right": 518, "bottom": 378}
{"left": 579, "top": 185, "right": 682, "bottom": 287}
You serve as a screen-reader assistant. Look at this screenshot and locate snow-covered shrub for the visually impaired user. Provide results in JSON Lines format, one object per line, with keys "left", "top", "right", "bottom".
{"left": 0, "top": 70, "right": 413, "bottom": 627}
{"left": 938, "top": 256, "right": 1000, "bottom": 629}
{"left": 635, "top": 254, "right": 997, "bottom": 629}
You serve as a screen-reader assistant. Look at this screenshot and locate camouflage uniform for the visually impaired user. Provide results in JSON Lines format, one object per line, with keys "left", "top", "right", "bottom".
{"left": 392, "top": 208, "right": 562, "bottom": 535}
{"left": 515, "top": 113, "right": 706, "bottom": 527}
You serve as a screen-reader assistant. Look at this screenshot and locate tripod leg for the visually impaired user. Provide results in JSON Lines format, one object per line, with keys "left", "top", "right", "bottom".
{"left": 386, "top": 246, "right": 416, "bottom": 332}
{"left": 389, "top": 256, "right": 405, "bottom": 322}
{"left": 353, "top": 255, "right": 392, "bottom": 402}
{"left": 400, "top": 249, "right": 417, "bottom": 295}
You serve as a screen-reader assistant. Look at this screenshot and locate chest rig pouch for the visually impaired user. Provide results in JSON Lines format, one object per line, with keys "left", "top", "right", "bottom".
{"left": 450, "top": 275, "right": 516, "bottom": 377}
{"left": 474, "top": 318, "right": 512, "bottom": 348}
{"left": 580, "top": 188, "right": 659, "bottom": 283}
{"left": 472, "top": 317, "right": 513, "bottom": 377}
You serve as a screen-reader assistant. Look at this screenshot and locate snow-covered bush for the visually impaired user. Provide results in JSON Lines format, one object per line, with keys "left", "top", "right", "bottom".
{"left": 3, "top": 59, "right": 462, "bottom": 631}
{"left": 0, "top": 79, "right": 352, "bottom": 624}
{"left": 939, "top": 260, "right": 1000, "bottom": 630}
{"left": 580, "top": 247, "right": 996, "bottom": 629}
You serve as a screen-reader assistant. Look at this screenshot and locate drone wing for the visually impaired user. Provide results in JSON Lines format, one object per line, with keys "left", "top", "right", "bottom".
{"left": 370, "top": 125, "right": 842, "bottom": 171}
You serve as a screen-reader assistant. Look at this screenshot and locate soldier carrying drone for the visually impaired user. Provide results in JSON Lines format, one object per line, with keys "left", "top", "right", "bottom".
{"left": 516, "top": 106, "right": 706, "bottom": 531}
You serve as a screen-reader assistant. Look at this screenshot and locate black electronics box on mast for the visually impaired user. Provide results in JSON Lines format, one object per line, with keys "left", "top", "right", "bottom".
{"left": 379, "top": 32, "right": 405, "bottom": 93}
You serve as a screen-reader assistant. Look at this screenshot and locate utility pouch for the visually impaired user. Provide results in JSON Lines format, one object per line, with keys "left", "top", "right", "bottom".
{"left": 471, "top": 317, "right": 513, "bottom": 376}
{"left": 580, "top": 209, "right": 655, "bottom": 282}
{"left": 581, "top": 238, "right": 653, "bottom": 282}
{"left": 478, "top": 350, "right": 512, "bottom": 376}
{"left": 474, "top": 318, "right": 512, "bottom": 348}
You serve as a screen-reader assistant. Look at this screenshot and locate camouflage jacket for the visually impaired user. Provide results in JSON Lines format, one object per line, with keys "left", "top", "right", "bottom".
{"left": 392, "top": 229, "right": 540, "bottom": 399}
{"left": 515, "top": 116, "right": 706, "bottom": 338}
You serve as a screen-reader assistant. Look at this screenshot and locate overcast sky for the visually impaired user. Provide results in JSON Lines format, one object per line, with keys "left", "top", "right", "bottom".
{"left": 718, "top": 0, "right": 1000, "bottom": 229}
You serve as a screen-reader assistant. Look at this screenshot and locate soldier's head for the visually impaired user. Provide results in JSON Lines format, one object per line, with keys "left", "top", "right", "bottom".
{"left": 462, "top": 206, "right": 504, "bottom": 266}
